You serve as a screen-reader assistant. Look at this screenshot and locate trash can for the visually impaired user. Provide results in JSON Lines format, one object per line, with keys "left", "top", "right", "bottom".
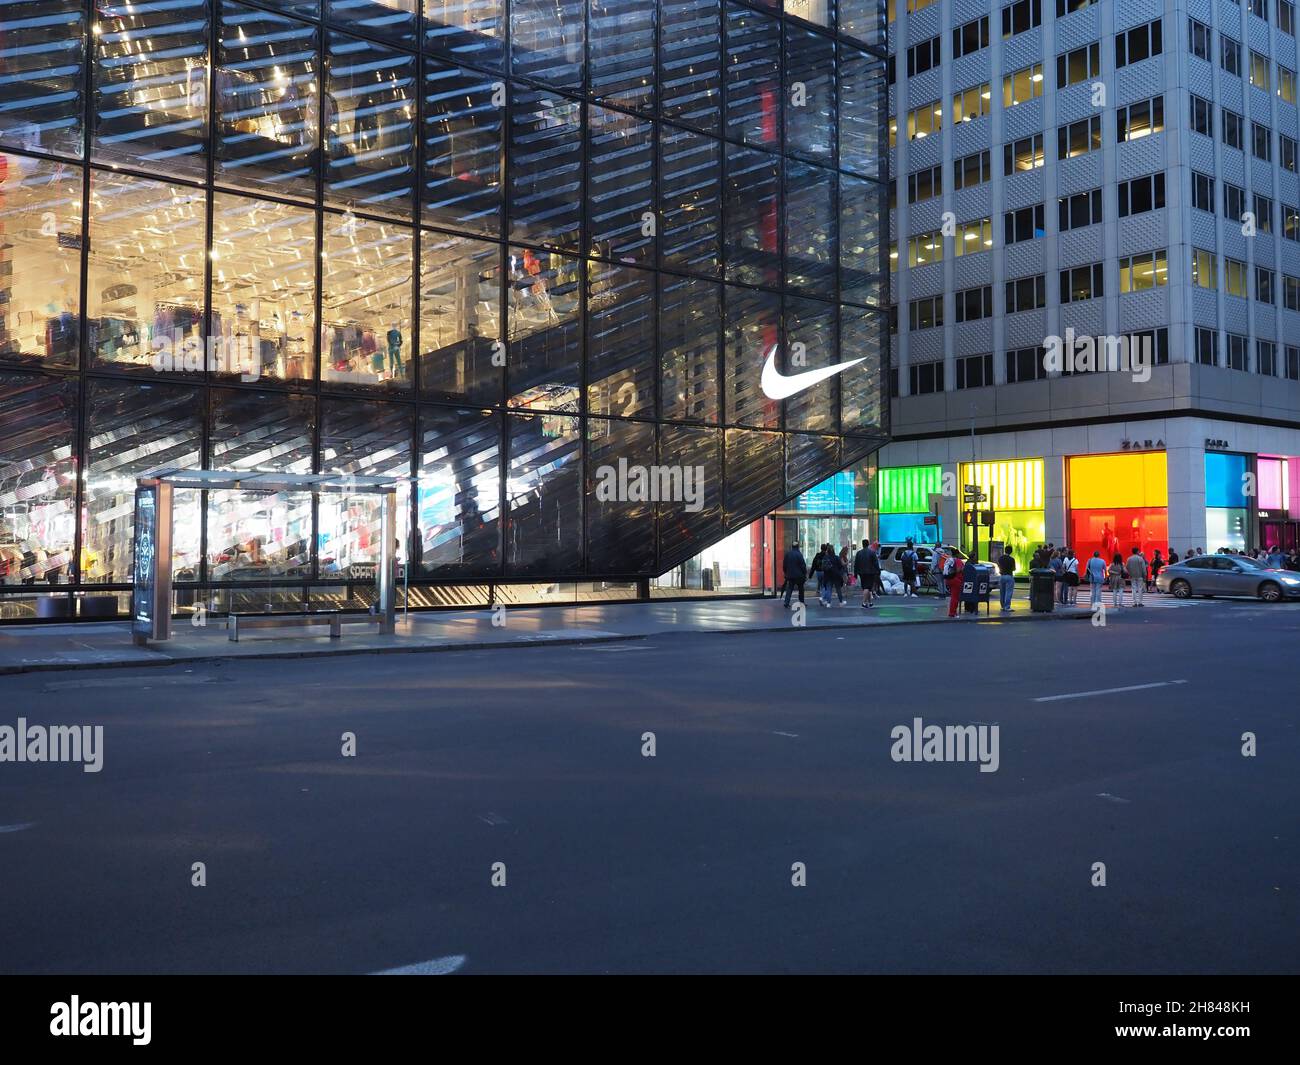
{"left": 1029, "top": 568, "right": 1056, "bottom": 613}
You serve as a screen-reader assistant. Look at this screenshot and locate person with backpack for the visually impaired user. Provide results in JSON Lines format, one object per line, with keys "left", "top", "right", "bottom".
{"left": 1061, "top": 550, "right": 1079, "bottom": 604}
{"left": 810, "top": 544, "right": 827, "bottom": 599}
{"left": 945, "top": 554, "right": 966, "bottom": 618}
{"left": 898, "top": 539, "right": 919, "bottom": 597}
{"left": 853, "top": 538, "right": 881, "bottom": 609}
{"left": 820, "top": 548, "right": 845, "bottom": 606}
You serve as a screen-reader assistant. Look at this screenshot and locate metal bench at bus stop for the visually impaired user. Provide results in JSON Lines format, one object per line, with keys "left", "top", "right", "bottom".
{"left": 228, "top": 611, "right": 341, "bottom": 642}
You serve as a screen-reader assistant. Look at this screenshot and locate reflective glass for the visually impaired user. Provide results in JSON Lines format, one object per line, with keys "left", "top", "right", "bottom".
{"left": 659, "top": 125, "right": 721, "bottom": 276}
{"left": 660, "top": 0, "right": 721, "bottom": 133}
{"left": 785, "top": 161, "right": 836, "bottom": 293}
{"left": 0, "top": 0, "right": 85, "bottom": 158}
{"left": 0, "top": 371, "right": 77, "bottom": 585}
{"left": 0, "top": 151, "right": 82, "bottom": 369}
{"left": 839, "top": 44, "right": 885, "bottom": 179}
{"left": 724, "top": 2, "right": 780, "bottom": 148}
{"left": 587, "top": 261, "right": 654, "bottom": 417}
{"left": 86, "top": 172, "right": 204, "bottom": 375}
{"left": 839, "top": 0, "right": 885, "bottom": 48}
{"left": 660, "top": 274, "right": 720, "bottom": 423}
{"left": 783, "top": 295, "right": 837, "bottom": 432}
{"left": 786, "top": 432, "right": 840, "bottom": 497}
{"left": 328, "top": 0, "right": 418, "bottom": 47}
{"left": 590, "top": 0, "right": 656, "bottom": 114}
{"left": 785, "top": 0, "right": 832, "bottom": 26}
{"left": 506, "top": 410, "right": 581, "bottom": 575}
{"left": 422, "top": 60, "right": 502, "bottom": 237}
{"left": 93, "top": 0, "right": 210, "bottom": 177}
{"left": 724, "top": 285, "right": 780, "bottom": 428}
{"left": 724, "top": 427, "right": 783, "bottom": 527}
{"left": 588, "top": 105, "right": 653, "bottom": 265}
{"left": 587, "top": 417, "right": 655, "bottom": 572}
{"left": 210, "top": 192, "right": 317, "bottom": 384}
{"left": 840, "top": 305, "right": 886, "bottom": 433}
{"left": 418, "top": 405, "right": 501, "bottom": 575}
{"left": 785, "top": 24, "right": 835, "bottom": 164}
{"left": 509, "top": 88, "right": 582, "bottom": 250}
{"left": 658, "top": 423, "right": 722, "bottom": 567}
{"left": 510, "top": 0, "right": 585, "bottom": 89}
{"left": 216, "top": 2, "right": 319, "bottom": 198}
{"left": 724, "top": 143, "right": 780, "bottom": 287}
{"left": 420, "top": 231, "right": 501, "bottom": 404}
{"left": 840, "top": 172, "right": 884, "bottom": 306}
{"left": 321, "top": 212, "right": 414, "bottom": 389}
{"left": 324, "top": 32, "right": 417, "bottom": 218}
{"left": 425, "top": 0, "right": 504, "bottom": 70}
{"left": 507, "top": 246, "right": 580, "bottom": 411}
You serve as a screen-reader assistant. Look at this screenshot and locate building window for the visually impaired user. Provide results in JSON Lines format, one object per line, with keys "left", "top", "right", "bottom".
{"left": 907, "top": 165, "right": 943, "bottom": 204}
{"left": 1253, "top": 121, "right": 1273, "bottom": 161}
{"left": 1250, "top": 51, "right": 1271, "bottom": 91}
{"left": 1057, "top": 43, "right": 1101, "bottom": 87}
{"left": 909, "top": 295, "right": 944, "bottom": 330}
{"left": 955, "top": 286, "right": 994, "bottom": 323}
{"left": 1003, "top": 64, "right": 1045, "bottom": 108}
{"left": 956, "top": 352, "right": 994, "bottom": 389}
{"left": 1002, "top": 0, "right": 1042, "bottom": 38}
{"left": 1224, "top": 182, "right": 1247, "bottom": 223}
{"left": 907, "top": 37, "right": 942, "bottom": 78}
{"left": 1287, "top": 346, "right": 1300, "bottom": 381}
{"left": 1258, "top": 340, "right": 1278, "bottom": 376}
{"left": 954, "top": 150, "right": 992, "bottom": 190}
{"left": 1116, "top": 19, "right": 1163, "bottom": 68}
{"left": 1004, "top": 133, "right": 1045, "bottom": 174}
{"left": 1058, "top": 188, "right": 1102, "bottom": 231}
{"left": 1257, "top": 267, "right": 1276, "bottom": 305}
{"left": 1228, "top": 333, "right": 1249, "bottom": 371}
{"left": 954, "top": 217, "right": 993, "bottom": 256}
{"left": 1281, "top": 68, "right": 1298, "bottom": 104}
{"left": 1118, "top": 97, "right": 1164, "bottom": 141}
{"left": 1189, "top": 19, "right": 1212, "bottom": 61}
{"left": 1286, "top": 274, "right": 1300, "bottom": 309}
{"left": 954, "top": 17, "right": 991, "bottom": 59}
{"left": 1192, "top": 248, "right": 1217, "bottom": 290}
{"left": 1060, "top": 263, "right": 1103, "bottom": 303}
{"left": 1127, "top": 328, "right": 1170, "bottom": 365}
{"left": 1004, "top": 203, "right": 1046, "bottom": 244}
{"left": 1223, "top": 109, "right": 1244, "bottom": 149}
{"left": 1119, "top": 250, "right": 1168, "bottom": 293}
{"left": 1222, "top": 36, "right": 1242, "bottom": 76}
{"left": 1252, "top": 0, "right": 1271, "bottom": 20}
{"left": 1225, "top": 258, "right": 1248, "bottom": 298}
{"left": 1005, "top": 274, "right": 1047, "bottom": 312}
{"left": 907, "top": 230, "right": 944, "bottom": 267}
{"left": 1006, "top": 345, "right": 1047, "bottom": 382}
{"left": 1192, "top": 172, "right": 1215, "bottom": 213}
{"left": 1253, "top": 194, "right": 1274, "bottom": 234}
{"left": 953, "top": 83, "right": 993, "bottom": 124}
{"left": 1282, "top": 1, "right": 1296, "bottom": 36}
{"left": 1283, "top": 135, "right": 1298, "bottom": 171}
{"left": 910, "top": 361, "right": 945, "bottom": 394}
{"left": 906, "top": 101, "right": 942, "bottom": 141}
{"left": 890, "top": 367, "right": 900, "bottom": 395}
{"left": 1058, "top": 115, "right": 1102, "bottom": 159}
{"left": 889, "top": 305, "right": 899, "bottom": 334}
{"left": 1190, "top": 94, "right": 1213, "bottom": 135}
{"left": 1118, "top": 173, "right": 1166, "bottom": 217}
{"left": 1195, "top": 328, "right": 1219, "bottom": 366}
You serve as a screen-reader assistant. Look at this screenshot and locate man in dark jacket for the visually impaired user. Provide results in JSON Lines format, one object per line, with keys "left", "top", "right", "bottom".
{"left": 853, "top": 538, "right": 881, "bottom": 609}
{"left": 781, "top": 542, "right": 807, "bottom": 607}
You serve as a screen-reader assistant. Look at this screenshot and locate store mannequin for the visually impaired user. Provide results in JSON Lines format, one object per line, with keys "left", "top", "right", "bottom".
{"left": 386, "top": 323, "right": 403, "bottom": 376}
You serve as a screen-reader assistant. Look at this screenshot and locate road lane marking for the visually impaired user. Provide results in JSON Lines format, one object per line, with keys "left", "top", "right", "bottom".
{"left": 1097, "top": 793, "right": 1131, "bottom": 804}
{"left": 0, "top": 822, "right": 35, "bottom": 834}
{"left": 373, "top": 954, "right": 467, "bottom": 975}
{"left": 1033, "top": 679, "right": 1187, "bottom": 703}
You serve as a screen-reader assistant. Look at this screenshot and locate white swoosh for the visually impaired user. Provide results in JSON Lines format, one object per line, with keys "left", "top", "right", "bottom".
{"left": 760, "top": 347, "right": 866, "bottom": 400}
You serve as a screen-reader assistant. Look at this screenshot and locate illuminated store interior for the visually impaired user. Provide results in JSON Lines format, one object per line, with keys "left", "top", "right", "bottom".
{"left": 1067, "top": 452, "right": 1169, "bottom": 562}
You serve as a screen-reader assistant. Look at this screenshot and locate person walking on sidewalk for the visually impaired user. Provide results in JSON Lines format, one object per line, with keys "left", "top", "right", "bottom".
{"left": 946, "top": 554, "right": 966, "bottom": 618}
{"left": 810, "top": 544, "right": 827, "bottom": 600}
{"left": 820, "top": 548, "right": 846, "bottom": 606}
{"left": 1086, "top": 550, "right": 1108, "bottom": 607}
{"left": 1108, "top": 552, "right": 1126, "bottom": 609}
{"left": 996, "top": 546, "right": 1017, "bottom": 611}
{"left": 1126, "top": 545, "right": 1148, "bottom": 606}
{"left": 853, "top": 538, "right": 880, "bottom": 609}
{"left": 899, "top": 539, "right": 919, "bottom": 597}
{"left": 781, "top": 542, "right": 807, "bottom": 608}
{"left": 1149, "top": 549, "right": 1164, "bottom": 592}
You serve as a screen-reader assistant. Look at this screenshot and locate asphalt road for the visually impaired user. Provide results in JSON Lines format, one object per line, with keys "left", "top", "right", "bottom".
{"left": 1, "top": 599, "right": 1297, "bottom": 974}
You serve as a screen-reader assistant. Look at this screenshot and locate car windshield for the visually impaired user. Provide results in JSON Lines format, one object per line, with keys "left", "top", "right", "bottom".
{"left": 1234, "top": 556, "right": 1269, "bottom": 569}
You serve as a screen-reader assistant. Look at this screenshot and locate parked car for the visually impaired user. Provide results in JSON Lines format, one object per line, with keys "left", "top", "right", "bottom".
{"left": 878, "top": 543, "right": 966, "bottom": 591}
{"left": 1156, "top": 554, "right": 1300, "bottom": 602}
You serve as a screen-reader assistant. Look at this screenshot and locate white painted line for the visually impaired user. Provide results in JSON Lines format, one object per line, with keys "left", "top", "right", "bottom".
{"left": 771, "top": 731, "right": 800, "bottom": 738}
{"left": 1033, "top": 680, "right": 1187, "bottom": 703}
{"left": 0, "top": 822, "right": 35, "bottom": 834}
{"left": 1096, "top": 793, "right": 1131, "bottom": 804}
{"left": 372, "top": 954, "right": 467, "bottom": 975}
{"left": 478, "top": 812, "right": 509, "bottom": 826}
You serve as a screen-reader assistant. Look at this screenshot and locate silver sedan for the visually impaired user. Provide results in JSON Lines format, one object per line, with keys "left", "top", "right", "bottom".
{"left": 1156, "top": 555, "right": 1300, "bottom": 602}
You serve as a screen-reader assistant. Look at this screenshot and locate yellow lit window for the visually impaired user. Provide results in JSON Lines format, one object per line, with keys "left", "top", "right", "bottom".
{"left": 952, "top": 83, "right": 992, "bottom": 124}
{"left": 1003, "top": 64, "right": 1044, "bottom": 108}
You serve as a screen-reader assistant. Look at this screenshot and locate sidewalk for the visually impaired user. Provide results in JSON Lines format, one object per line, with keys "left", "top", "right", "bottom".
{"left": 0, "top": 592, "right": 1091, "bottom": 675}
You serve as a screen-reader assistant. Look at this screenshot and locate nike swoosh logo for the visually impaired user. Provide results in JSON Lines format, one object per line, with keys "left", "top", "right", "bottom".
{"left": 759, "top": 346, "right": 867, "bottom": 400}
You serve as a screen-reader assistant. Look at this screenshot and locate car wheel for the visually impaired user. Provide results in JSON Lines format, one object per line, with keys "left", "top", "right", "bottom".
{"left": 1259, "top": 581, "right": 1283, "bottom": 603}
{"left": 1170, "top": 579, "right": 1192, "bottom": 599}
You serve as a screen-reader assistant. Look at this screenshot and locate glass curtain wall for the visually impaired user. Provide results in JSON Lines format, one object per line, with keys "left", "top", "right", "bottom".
{"left": 0, "top": 0, "right": 888, "bottom": 618}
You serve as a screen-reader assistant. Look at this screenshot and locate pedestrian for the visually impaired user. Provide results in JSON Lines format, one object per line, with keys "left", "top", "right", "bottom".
{"left": 781, "top": 541, "right": 807, "bottom": 608}
{"left": 1052, "top": 549, "right": 1066, "bottom": 604}
{"left": 853, "top": 538, "right": 880, "bottom": 609}
{"left": 872, "top": 542, "right": 887, "bottom": 598}
{"left": 820, "top": 548, "right": 845, "bottom": 606}
{"left": 811, "top": 543, "right": 827, "bottom": 599}
{"left": 1086, "top": 551, "right": 1107, "bottom": 607}
{"left": 996, "top": 544, "right": 1017, "bottom": 611}
{"left": 839, "top": 543, "right": 852, "bottom": 583}
{"left": 1149, "top": 548, "right": 1164, "bottom": 591}
{"left": 1108, "top": 552, "right": 1126, "bottom": 608}
{"left": 899, "top": 539, "right": 919, "bottom": 597}
{"left": 1126, "top": 545, "right": 1148, "bottom": 606}
{"left": 946, "top": 554, "right": 966, "bottom": 618}
{"left": 1062, "top": 550, "right": 1079, "bottom": 604}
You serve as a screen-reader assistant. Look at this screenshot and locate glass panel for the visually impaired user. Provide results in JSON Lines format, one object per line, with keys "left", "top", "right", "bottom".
{"left": 657, "top": 423, "right": 722, "bottom": 567}
{"left": 839, "top": 0, "right": 885, "bottom": 48}
{"left": 588, "top": 105, "right": 653, "bottom": 265}
{"left": 724, "top": 284, "right": 780, "bottom": 427}
{"left": 216, "top": 2, "right": 319, "bottom": 198}
{"left": 506, "top": 245, "right": 580, "bottom": 410}
{"left": 0, "top": 371, "right": 77, "bottom": 586}
{"left": 785, "top": 432, "right": 840, "bottom": 498}
{"left": 422, "top": 60, "right": 502, "bottom": 237}
{"left": 84, "top": 380, "right": 202, "bottom": 584}
{"left": 210, "top": 192, "right": 317, "bottom": 384}
{"left": 785, "top": 25, "right": 835, "bottom": 164}
{"left": 425, "top": 0, "right": 504, "bottom": 70}
{"left": 724, "top": 427, "right": 783, "bottom": 527}
{"left": 0, "top": 0, "right": 85, "bottom": 159}
{"left": 506, "top": 410, "right": 581, "bottom": 574}
{"left": 510, "top": 0, "right": 584, "bottom": 89}
{"left": 417, "top": 405, "right": 501, "bottom": 576}
{"left": 0, "top": 151, "right": 82, "bottom": 369}
{"left": 783, "top": 295, "right": 838, "bottom": 432}
{"left": 660, "top": 0, "right": 721, "bottom": 133}
{"left": 660, "top": 274, "right": 720, "bottom": 423}
{"left": 724, "top": 2, "right": 780, "bottom": 148}
{"left": 321, "top": 212, "right": 414, "bottom": 389}
{"left": 207, "top": 388, "right": 315, "bottom": 580}
{"left": 318, "top": 397, "right": 412, "bottom": 575}
{"left": 587, "top": 261, "right": 654, "bottom": 417}
{"left": 785, "top": 161, "right": 836, "bottom": 293}
{"left": 508, "top": 88, "right": 582, "bottom": 250}
{"left": 840, "top": 306, "right": 886, "bottom": 433}
{"left": 659, "top": 125, "right": 721, "bottom": 276}
{"left": 328, "top": 0, "right": 418, "bottom": 47}
{"left": 587, "top": 417, "right": 656, "bottom": 572}
{"left": 724, "top": 143, "right": 780, "bottom": 287}
{"left": 589, "top": 0, "right": 656, "bottom": 113}
{"left": 87, "top": 172, "right": 205, "bottom": 376}
{"left": 839, "top": 43, "right": 885, "bottom": 180}
{"left": 324, "top": 32, "right": 417, "bottom": 218}
{"left": 93, "top": 0, "right": 210, "bottom": 177}
{"left": 840, "top": 172, "right": 884, "bottom": 306}
{"left": 419, "top": 231, "right": 501, "bottom": 404}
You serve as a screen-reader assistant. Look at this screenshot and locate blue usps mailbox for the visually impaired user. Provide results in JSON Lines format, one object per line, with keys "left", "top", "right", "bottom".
{"left": 961, "top": 563, "right": 994, "bottom": 614}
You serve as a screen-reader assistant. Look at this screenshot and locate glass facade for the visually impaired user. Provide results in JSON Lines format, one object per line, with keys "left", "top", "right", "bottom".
{"left": 875, "top": 462, "right": 940, "bottom": 544}
{"left": 1067, "top": 452, "right": 1169, "bottom": 563}
{"left": 0, "top": 0, "right": 888, "bottom": 616}
{"left": 959, "top": 459, "right": 1045, "bottom": 574}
